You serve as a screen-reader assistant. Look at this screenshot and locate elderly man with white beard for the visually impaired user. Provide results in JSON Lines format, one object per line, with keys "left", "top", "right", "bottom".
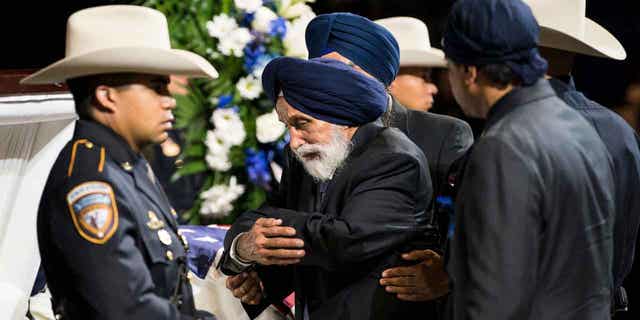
{"left": 218, "top": 57, "right": 435, "bottom": 320}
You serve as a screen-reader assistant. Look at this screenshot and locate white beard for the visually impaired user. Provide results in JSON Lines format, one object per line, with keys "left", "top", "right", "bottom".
{"left": 293, "top": 127, "right": 352, "bottom": 182}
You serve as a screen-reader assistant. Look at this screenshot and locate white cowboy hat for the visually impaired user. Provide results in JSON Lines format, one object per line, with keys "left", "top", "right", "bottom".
{"left": 21, "top": 5, "right": 219, "bottom": 85}
{"left": 375, "top": 17, "right": 447, "bottom": 68}
{"left": 522, "top": 0, "right": 626, "bottom": 60}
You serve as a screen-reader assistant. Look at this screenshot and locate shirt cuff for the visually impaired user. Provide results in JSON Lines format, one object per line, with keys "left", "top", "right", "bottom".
{"left": 230, "top": 232, "right": 254, "bottom": 267}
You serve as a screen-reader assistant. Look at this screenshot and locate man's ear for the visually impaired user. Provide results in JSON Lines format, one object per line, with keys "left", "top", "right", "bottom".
{"left": 463, "top": 65, "right": 478, "bottom": 86}
{"left": 94, "top": 85, "right": 118, "bottom": 113}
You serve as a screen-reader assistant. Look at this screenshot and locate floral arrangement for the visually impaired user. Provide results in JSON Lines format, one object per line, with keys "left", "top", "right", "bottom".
{"left": 140, "top": 0, "right": 316, "bottom": 224}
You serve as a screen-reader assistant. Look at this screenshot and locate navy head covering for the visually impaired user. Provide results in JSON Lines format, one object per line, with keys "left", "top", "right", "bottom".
{"left": 305, "top": 13, "right": 400, "bottom": 87}
{"left": 443, "top": 0, "right": 548, "bottom": 86}
{"left": 262, "top": 57, "right": 388, "bottom": 126}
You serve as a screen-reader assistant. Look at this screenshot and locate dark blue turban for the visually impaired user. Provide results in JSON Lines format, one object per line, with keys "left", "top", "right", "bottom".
{"left": 443, "top": 0, "right": 548, "bottom": 86}
{"left": 305, "top": 13, "right": 400, "bottom": 87}
{"left": 262, "top": 57, "right": 388, "bottom": 126}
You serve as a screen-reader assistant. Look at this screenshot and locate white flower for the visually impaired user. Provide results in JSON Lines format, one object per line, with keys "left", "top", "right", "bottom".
{"left": 234, "top": 0, "right": 263, "bottom": 13}
{"left": 205, "top": 152, "right": 232, "bottom": 172}
{"left": 251, "top": 6, "right": 278, "bottom": 33}
{"left": 206, "top": 14, "right": 238, "bottom": 39}
{"left": 236, "top": 75, "right": 263, "bottom": 100}
{"left": 278, "top": 0, "right": 314, "bottom": 19}
{"left": 210, "top": 109, "right": 246, "bottom": 146}
{"left": 204, "top": 130, "right": 233, "bottom": 171}
{"left": 283, "top": 15, "right": 315, "bottom": 58}
{"left": 199, "top": 176, "right": 246, "bottom": 217}
{"left": 205, "top": 130, "right": 230, "bottom": 153}
{"left": 217, "top": 27, "right": 253, "bottom": 57}
{"left": 256, "top": 109, "right": 286, "bottom": 143}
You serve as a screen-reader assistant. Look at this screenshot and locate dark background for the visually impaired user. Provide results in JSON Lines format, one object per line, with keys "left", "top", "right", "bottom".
{"left": 2, "top": 0, "right": 639, "bottom": 108}
{"left": 1, "top": 0, "right": 638, "bottom": 318}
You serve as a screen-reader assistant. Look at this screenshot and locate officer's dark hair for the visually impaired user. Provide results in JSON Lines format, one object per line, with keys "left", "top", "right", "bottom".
{"left": 66, "top": 73, "right": 142, "bottom": 120}
{"left": 477, "top": 64, "right": 521, "bottom": 89}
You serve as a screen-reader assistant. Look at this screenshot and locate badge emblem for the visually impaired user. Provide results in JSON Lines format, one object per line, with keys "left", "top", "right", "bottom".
{"left": 158, "top": 229, "right": 172, "bottom": 245}
{"left": 66, "top": 181, "right": 118, "bottom": 244}
{"left": 146, "top": 211, "right": 165, "bottom": 230}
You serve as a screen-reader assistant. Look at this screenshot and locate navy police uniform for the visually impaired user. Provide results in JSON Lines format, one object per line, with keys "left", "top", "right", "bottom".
{"left": 37, "top": 120, "right": 214, "bottom": 320}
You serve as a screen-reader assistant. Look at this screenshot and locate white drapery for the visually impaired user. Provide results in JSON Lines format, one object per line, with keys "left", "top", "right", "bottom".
{"left": 0, "top": 94, "right": 76, "bottom": 320}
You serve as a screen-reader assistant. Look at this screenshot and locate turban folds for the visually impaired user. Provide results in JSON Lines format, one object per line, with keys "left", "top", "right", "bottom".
{"left": 443, "top": 0, "right": 548, "bottom": 85}
{"left": 305, "top": 13, "right": 400, "bottom": 87}
{"left": 262, "top": 57, "right": 388, "bottom": 126}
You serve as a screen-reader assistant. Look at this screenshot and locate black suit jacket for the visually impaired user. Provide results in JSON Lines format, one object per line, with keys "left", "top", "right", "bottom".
{"left": 550, "top": 77, "right": 640, "bottom": 291}
{"left": 386, "top": 98, "right": 473, "bottom": 197}
{"left": 449, "top": 80, "right": 616, "bottom": 319}
{"left": 220, "top": 122, "right": 434, "bottom": 319}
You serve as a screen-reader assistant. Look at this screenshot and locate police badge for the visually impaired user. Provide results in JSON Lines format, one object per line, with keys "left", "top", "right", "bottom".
{"left": 66, "top": 181, "right": 118, "bottom": 244}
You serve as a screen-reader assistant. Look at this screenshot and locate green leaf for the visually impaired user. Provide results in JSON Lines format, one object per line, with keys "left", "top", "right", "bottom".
{"left": 175, "top": 160, "right": 208, "bottom": 177}
{"left": 185, "top": 119, "right": 208, "bottom": 143}
{"left": 184, "top": 144, "right": 206, "bottom": 157}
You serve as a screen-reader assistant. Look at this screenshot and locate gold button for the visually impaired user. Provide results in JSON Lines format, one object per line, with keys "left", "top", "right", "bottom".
{"left": 170, "top": 208, "right": 178, "bottom": 217}
{"left": 121, "top": 162, "right": 133, "bottom": 171}
{"left": 85, "top": 142, "right": 94, "bottom": 149}
{"left": 166, "top": 250, "right": 174, "bottom": 261}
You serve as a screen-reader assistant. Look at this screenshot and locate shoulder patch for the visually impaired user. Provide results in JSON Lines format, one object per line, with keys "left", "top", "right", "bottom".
{"left": 66, "top": 181, "right": 118, "bottom": 244}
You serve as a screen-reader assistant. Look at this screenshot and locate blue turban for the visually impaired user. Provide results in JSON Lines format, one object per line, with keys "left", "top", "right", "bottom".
{"left": 262, "top": 57, "right": 388, "bottom": 126}
{"left": 443, "top": 0, "right": 548, "bottom": 86}
{"left": 306, "top": 13, "right": 400, "bottom": 87}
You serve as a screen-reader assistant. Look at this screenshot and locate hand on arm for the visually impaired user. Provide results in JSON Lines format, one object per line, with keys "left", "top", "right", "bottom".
{"left": 380, "top": 249, "right": 449, "bottom": 301}
{"left": 236, "top": 218, "right": 305, "bottom": 265}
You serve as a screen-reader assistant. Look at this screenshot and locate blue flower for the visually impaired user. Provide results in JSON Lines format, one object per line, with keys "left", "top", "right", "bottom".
{"left": 250, "top": 53, "right": 278, "bottom": 77}
{"left": 268, "top": 17, "right": 287, "bottom": 38}
{"left": 243, "top": 43, "right": 267, "bottom": 72}
{"left": 217, "top": 95, "right": 233, "bottom": 108}
{"left": 245, "top": 148, "right": 272, "bottom": 190}
{"left": 240, "top": 12, "right": 255, "bottom": 27}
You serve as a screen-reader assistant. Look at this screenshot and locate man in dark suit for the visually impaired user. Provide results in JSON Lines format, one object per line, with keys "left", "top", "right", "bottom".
{"left": 25, "top": 5, "right": 218, "bottom": 319}
{"left": 524, "top": 0, "right": 640, "bottom": 315}
{"left": 305, "top": 13, "right": 473, "bottom": 303}
{"left": 219, "top": 57, "right": 434, "bottom": 319}
{"left": 443, "top": 0, "right": 616, "bottom": 319}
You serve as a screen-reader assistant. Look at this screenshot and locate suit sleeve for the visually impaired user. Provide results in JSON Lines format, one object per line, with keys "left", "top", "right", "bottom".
{"left": 456, "top": 138, "right": 541, "bottom": 319}
{"left": 237, "top": 152, "right": 429, "bottom": 271}
{"left": 615, "top": 130, "right": 640, "bottom": 285}
{"left": 48, "top": 178, "right": 208, "bottom": 320}
{"left": 443, "top": 120, "right": 474, "bottom": 172}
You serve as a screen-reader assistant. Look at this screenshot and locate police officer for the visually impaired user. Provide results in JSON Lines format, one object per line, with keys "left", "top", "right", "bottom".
{"left": 22, "top": 5, "right": 219, "bottom": 319}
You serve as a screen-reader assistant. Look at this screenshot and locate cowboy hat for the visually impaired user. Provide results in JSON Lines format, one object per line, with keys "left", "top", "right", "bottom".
{"left": 375, "top": 17, "right": 447, "bottom": 68}
{"left": 522, "top": 0, "right": 626, "bottom": 60}
{"left": 21, "top": 5, "right": 218, "bottom": 85}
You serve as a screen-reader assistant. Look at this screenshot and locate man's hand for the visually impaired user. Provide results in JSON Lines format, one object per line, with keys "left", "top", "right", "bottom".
{"left": 379, "top": 249, "right": 449, "bottom": 301}
{"left": 226, "top": 271, "right": 263, "bottom": 305}
{"left": 236, "top": 218, "right": 305, "bottom": 265}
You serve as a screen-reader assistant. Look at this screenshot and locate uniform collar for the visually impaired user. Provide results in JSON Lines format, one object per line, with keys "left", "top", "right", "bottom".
{"left": 74, "top": 120, "right": 141, "bottom": 166}
{"left": 548, "top": 75, "right": 577, "bottom": 95}
{"left": 484, "top": 79, "right": 556, "bottom": 131}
